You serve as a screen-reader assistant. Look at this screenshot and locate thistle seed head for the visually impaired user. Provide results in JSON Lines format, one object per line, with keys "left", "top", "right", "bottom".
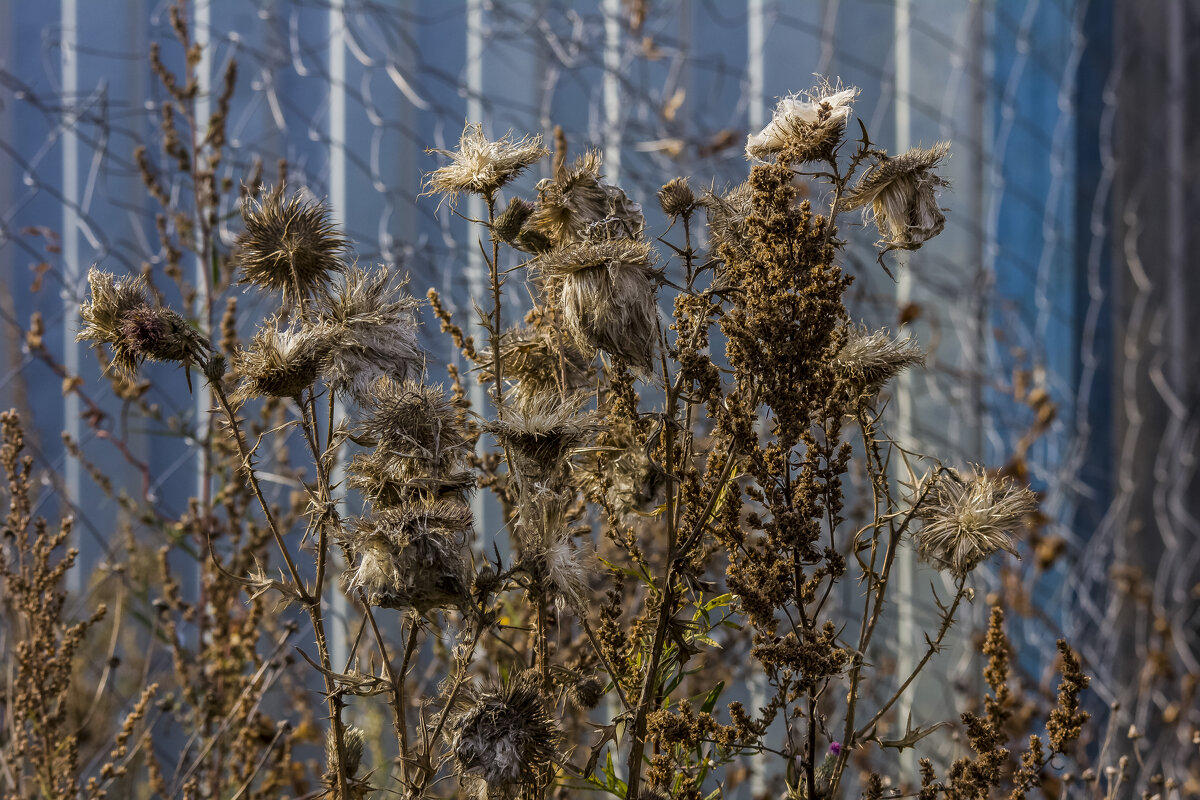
{"left": 657, "top": 176, "right": 698, "bottom": 218}
{"left": 342, "top": 501, "right": 473, "bottom": 612}
{"left": 915, "top": 465, "right": 1037, "bottom": 577}
{"left": 835, "top": 325, "right": 924, "bottom": 396}
{"left": 78, "top": 268, "right": 212, "bottom": 376}
{"left": 325, "top": 724, "right": 366, "bottom": 778}
{"left": 449, "top": 672, "right": 560, "bottom": 799}
{"left": 842, "top": 141, "right": 951, "bottom": 252}
{"left": 479, "top": 326, "right": 593, "bottom": 403}
{"left": 348, "top": 378, "right": 474, "bottom": 505}
{"left": 425, "top": 123, "right": 547, "bottom": 203}
{"left": 540, "top": 238, "right": 659, "bottom": 374}
{"left": 317, "top": 265, "right": 423, "bottom": 403}
{"left": 354, "top": 377, "right": 469, "bottom": 456}
{"left": 485, "top": 394, "right": 597, "bottom": 492}
{"left": 703, "top": 181, "right": 755, "bottom": 265}
{"left": 568, "top": 674, "right": 605, "bottom": 711}
{"left": 231, "top": 319, "right": 333, "bottom": 403}
{"left": 236, "top": 185, "right": 349, "bottom": 304}
{"left": 745, "top": 83, "right": 859, "bottom": 162}
{"left": 492, "top": 196, "right": 536, "bottom": 243}
{"left": 529, "top": 151, "right": 643, "bottom": 246}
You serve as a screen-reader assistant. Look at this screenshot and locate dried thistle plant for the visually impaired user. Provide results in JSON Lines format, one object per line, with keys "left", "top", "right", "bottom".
{"left": 231, "top": 317, "right": 334, "bottom": 403}
{"left": 317, "top": 264, "right": 423, "bottom": 403}
{"left": 46, "top": 49, "right": 1124, "bottom": 800}
{"left": 915, "top": 465, "right": 1038, "bottom": 577}
{"left": 447, "top": 672, "right": 561, "bottom": 799}
{"left": 77, "top": 267, "right": 211, "bottom": 377}
{"left": 342, "top": 501, "right": 473, "bottom": 612}
{"left": 745, "top": 82, "right": 859, "bottom": 162}
{"left": 842, "top": 140, "right": 952, "bottom": 252}
{"left": 540, "top": 237, "right": 659, "bottom": 373}
{"left": 425, "top": 122, "right": 547, "bottom": 204}
{"left": 237, "top": 184, "right": 350, "bottom": 304}
{"left": 835, "top": 323, "right": 925, "bottom": 397}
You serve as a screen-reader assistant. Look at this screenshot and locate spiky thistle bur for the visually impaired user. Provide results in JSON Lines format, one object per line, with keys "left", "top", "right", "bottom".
{"left": 834, "top": 324, "right": 925, "bottom": 396}
{"left": 323, "top": 725, "right": 370, "bottom": 797}
{"left": 485, "top": 395, "right": 597, "bottom": 493}
{"left": 425, "top": 123, "right": 547, "bottom": 204}
{"left": 448, "top": 671, "right": 561, "bottom": 800}
{"left": 914, "top": 465, "right": 1037, "bottom": 578}
{"left": 230, "top": 318, "right": 333, "bottom": 403}
{"left": 342, "top": 500, "right": 473, "bottom": 612}
{"left": 347, "top": 377, "right": 474, "bottom": 505}
{"left": 745, "top": 82, "right": 859, "bottom": 162}
{"left": 528, "top": 151, "right": 644, "bottom": 247}
{"left": 77, "top": 268, "right": 211, "bottom": 377}
{"left": 657, "top": 176, "right": 698, "bottom": 219}
{"left": 317, "top": 265, "right": 423, "bottom": 403}
{"left": 540, "top": 237, "right": 659, "bottom": 374}
{"left": 842, "top": 141, "right": 951, "bottom": 252}
{"left": 567, "top": 674, "right": 605, "bottom": 711}
{"left": 479, "top": 326, "right": 593, "bottom": 403}
{"left": 236, "top": 185, "right": 349, "bottom": 305}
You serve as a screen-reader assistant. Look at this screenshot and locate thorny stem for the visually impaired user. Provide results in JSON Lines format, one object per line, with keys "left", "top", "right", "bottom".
{"left": 296, "top": 390, "right": 350, "bottom": 798}
{"left": 209, "top": 381, "right": 306, "bottom": 592}
{"left": 363, "top": 600, "right": 415, "bottom": 783}
{"left": 485, "top": 195, "right": 505, "bottom": 414}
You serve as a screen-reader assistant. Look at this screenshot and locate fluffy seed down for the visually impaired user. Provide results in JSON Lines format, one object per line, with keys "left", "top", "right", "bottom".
{"left": 231, "top": 319, "right": 333, "bottom": 403}
{"left": 425, "top": 123, "right": 547, "bottom": 203}
{"left": 540, "top": 238, "right": 659, "bottom": 374}
{"left": 745, "top": 84, "right": 859, "bottom": 162}
{"left": 842, "top": 141, "right": 951, "bottom": 252}
{"left": 448, "top": 672, "right": 560, "bottom": 800}
{"left": 317, "top": 265, "right": 423, "bottom": 403}
{"left": 342, "top": 501, "right": 473, "bottom": 612}
{"left": 915, "top": 465, "right": 1037, "bottom": 577}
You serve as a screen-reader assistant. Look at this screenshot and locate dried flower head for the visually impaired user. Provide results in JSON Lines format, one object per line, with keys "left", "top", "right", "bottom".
{"left": 318, "top": 265, "right": 423, "bottom": 403}
{"left": 658, "top": 176, "right": 698, "bottom": 218}
{"left": 540, "top": 534, "right": 595, "bottom": 609}
{"left": 568, "top": 674, "right": 605, "bottom": 711}
{"left": 348, "top": 378, "right": 473, "bottom": 505}
{"left": 237, "top": 185, "right": 349, "bottom": 304}
{"left": 425, "top": 123, "right": 547, "bottom": 203}
{"left": 842, "top": 141, "right": 951, "bottom": 252}
{"left": 231, "top": 319, "right": 333, "bottom": 403}
{"left": 915, "top": 465, "right": 1037, "bottom": 577}
{"left": 492, "top": 196, "right": 536, "bottom": 244}
{"left": 449, "top": 671, "right": 560, "bottom": 799}
{"left": 485, "top": 395, "right": 597, "bottom": 492}
{"left": 529, "top": 151, "right": 643, "bottom": 246}
{"left": 834, "top": 325, "right": 925, "bottom": 395}
{"left": 540, "top": 238, "right": 659, "bottom": 373}
{"left": 354, "top": 377, "right": 469, "bottom": 455}
{"left": 745, "top": 83, "right": 859, "bottom": 162}
{"left": 78, "top": 268, "right": 212, "bottom": 376}
{"left": 703, "top": 180, "right": 754, "bottom": 265}
{"left": 342, "top": 501, "right": 472, "bottom": 612}
{"left": 479, "top": 326, "right": 593, "bottom": 403}
{"left": 324, "top": 724, "right": 366, "bottom": 780}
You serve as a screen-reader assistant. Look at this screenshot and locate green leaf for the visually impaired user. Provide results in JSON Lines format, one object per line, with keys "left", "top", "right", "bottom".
{"left": 700, "top": 680, "right": 725, "bottom": 714}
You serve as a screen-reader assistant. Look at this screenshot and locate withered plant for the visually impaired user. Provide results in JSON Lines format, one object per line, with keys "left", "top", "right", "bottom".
{"left": 10, "top": 21, "right": 1147, "bottom": 795}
